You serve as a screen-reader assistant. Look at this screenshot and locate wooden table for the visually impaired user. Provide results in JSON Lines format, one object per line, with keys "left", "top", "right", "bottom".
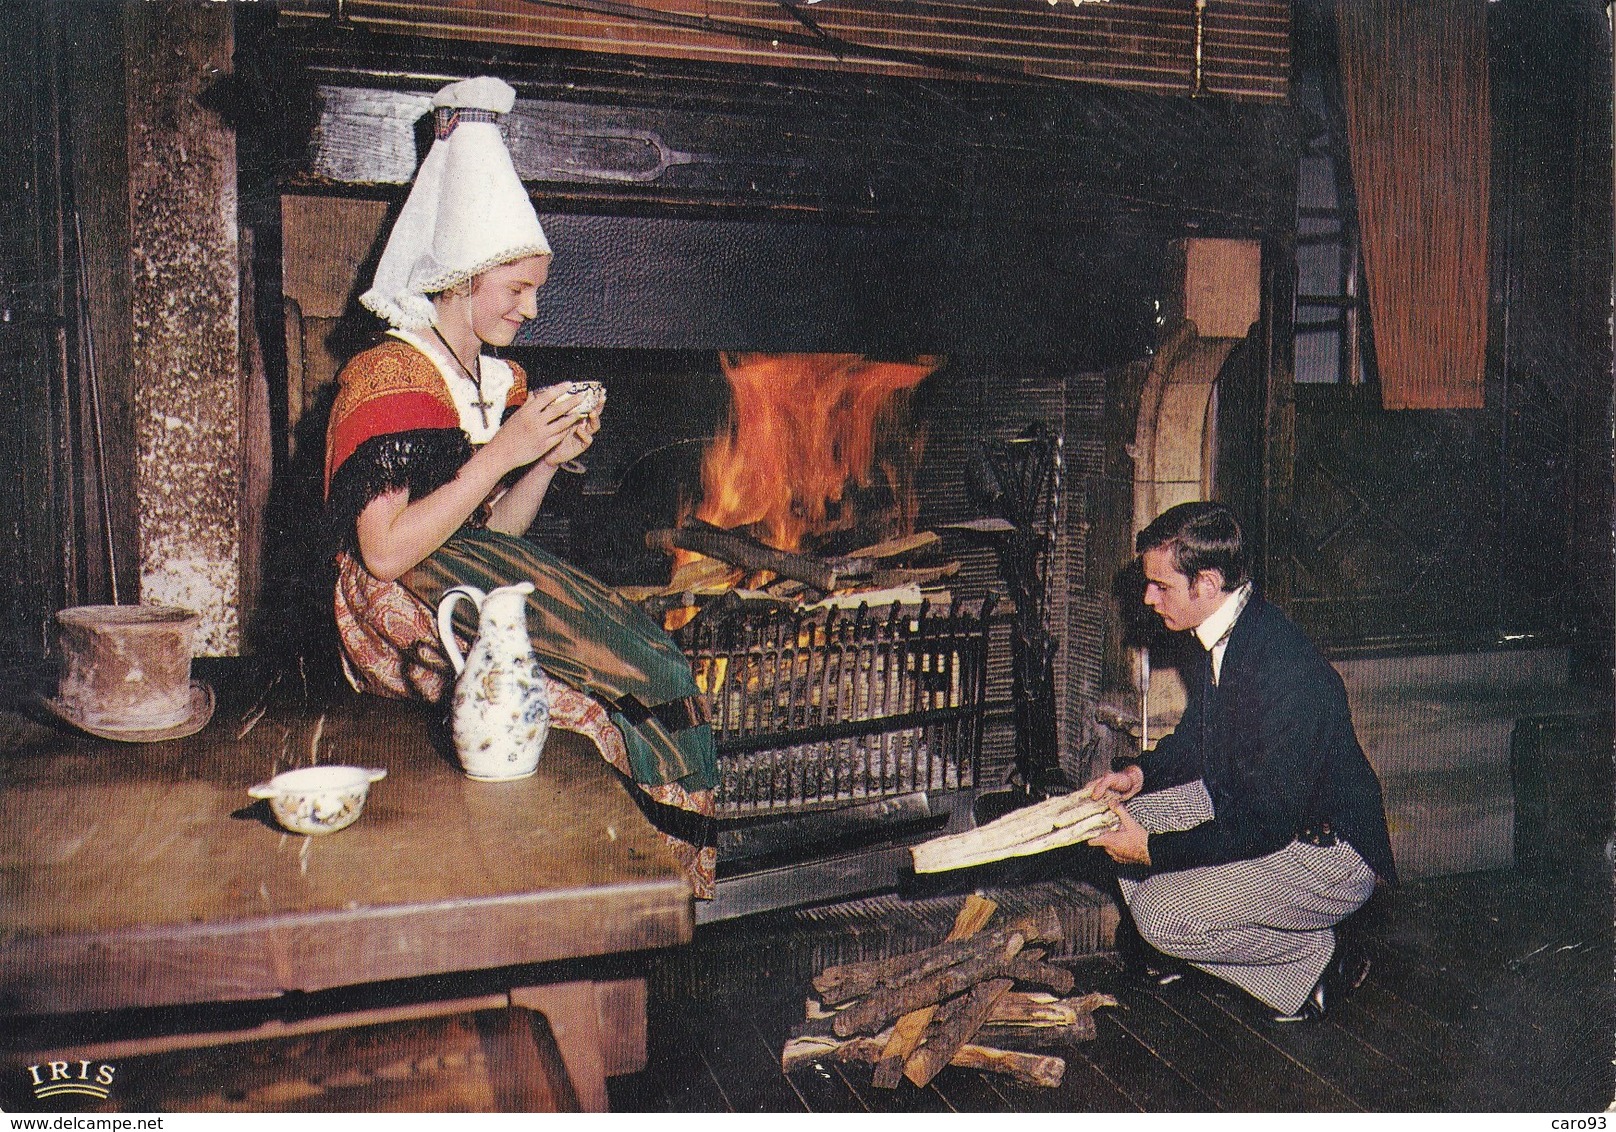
{"left": 0, "top": 690, "right": 693, "bottom": 1111}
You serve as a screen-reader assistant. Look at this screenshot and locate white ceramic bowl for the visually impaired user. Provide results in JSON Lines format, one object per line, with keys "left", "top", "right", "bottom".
{"left": 248, "top": 765, "right": 387, "bottom": 835}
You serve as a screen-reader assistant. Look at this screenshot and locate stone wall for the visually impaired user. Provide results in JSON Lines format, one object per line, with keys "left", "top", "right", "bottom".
{"left": 126, "top": 2, "right": 243, "bottom": 654}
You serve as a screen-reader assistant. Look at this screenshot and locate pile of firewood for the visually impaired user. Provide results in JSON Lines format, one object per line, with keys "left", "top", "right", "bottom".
{"left": 780, "top": 896, "right": 1116, "bottom": 1090}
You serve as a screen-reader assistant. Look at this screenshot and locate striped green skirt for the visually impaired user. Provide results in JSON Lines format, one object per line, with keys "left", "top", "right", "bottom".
{"left": 403, "top": 526, "right": 717, "bottom": 793}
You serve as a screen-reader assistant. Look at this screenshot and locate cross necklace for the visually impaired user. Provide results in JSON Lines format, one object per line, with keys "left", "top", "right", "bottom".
{"left": 429, "top": 325, "right": 495, "bottom": 429}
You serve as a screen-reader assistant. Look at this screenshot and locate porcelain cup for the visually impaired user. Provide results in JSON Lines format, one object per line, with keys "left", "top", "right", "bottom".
{"left": 249, "top": 765, "right": 387, "bottom": 835}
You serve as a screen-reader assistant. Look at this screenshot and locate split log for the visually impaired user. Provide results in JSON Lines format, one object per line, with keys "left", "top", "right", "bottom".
{"left": 870, "top": 561, "right": 960, "bottom": 589}
{"left": 902, "top": 975, "right": 1014, "bottom": 1087}
{"left": 981, "top": 1017, "right": 1098, "bottom": 1046}
{"left": 1004, "top": 955, "right": 1076, "bottom": 996}
{"left": 911, "top": 793, "right": 1119, "bottom": 873}
{"left": 832, "top": 933, "right": 1025, "bottom": 1037}
{"left": 813, "top": 909, "right": 1061, "bottom": 1005}
{"left": 805, "top": 584, "right": 926, "bottom": 612}
{"left": 845, "top": 531, "right": 942, "bottom": 560}
{"left": 666, "top": 556, "right": 740, "bottom": 593}
{"left": 870, "top": 894, "right": 997, "bottom": 1089}
{"left": 983, "top": 991, "right": 1118, "bottom": 1027}
{"left": 871, "top": 1010, "right": 932, "bottom": 1089}
{"left": 791, "top": 990, "right": 1112, "bottom": 1041}
{"left": 782, "top": 1034, "right": 1065, "bottom": 1089}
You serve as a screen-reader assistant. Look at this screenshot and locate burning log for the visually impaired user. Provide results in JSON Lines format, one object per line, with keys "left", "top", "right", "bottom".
{"left": 847, "top": 531, "right": 942, "bottom": 560}
{"left": 780, "top": 1033, "right": 1065, "bottom": 1089}
{"left": 910, "top": 793, "right": 1120, "bottom": 873}
{"left": 870, "top": 561, "right": 960, "bottom": 589}
{"left": 646, "top": 522, "right": 865, "bottom": 592}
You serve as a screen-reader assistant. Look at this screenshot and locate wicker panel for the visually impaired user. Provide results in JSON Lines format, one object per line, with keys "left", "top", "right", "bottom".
{"left": 278, "top": 0, "right": 1288, "bottom": 101}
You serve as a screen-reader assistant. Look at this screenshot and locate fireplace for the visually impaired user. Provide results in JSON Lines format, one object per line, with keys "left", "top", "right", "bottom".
{"left": 267, "top": 60, "right": 1285, "bottom": 922}
{"left": 503, "top": 345, "right": 1120, "bottom": 921}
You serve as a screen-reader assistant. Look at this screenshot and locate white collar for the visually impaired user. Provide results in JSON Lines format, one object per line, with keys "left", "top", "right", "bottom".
{"left": 1195, "top": 582, "right": 1252, "bottom": 653}
{"left": 388, "top": 328, "right": 514, "bottom": 444}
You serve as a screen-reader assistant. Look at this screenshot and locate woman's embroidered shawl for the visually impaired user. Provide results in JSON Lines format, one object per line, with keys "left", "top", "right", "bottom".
{"left": 322, "top": 337, "right": 716, "bottom": 899}
{"left": 323, "top": 335, "right": 532, "bottom": 698}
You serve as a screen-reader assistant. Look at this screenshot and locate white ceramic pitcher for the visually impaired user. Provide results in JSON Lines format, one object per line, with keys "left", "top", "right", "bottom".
{"left": 436, "top": 581, "right": 550, "bottom": 781}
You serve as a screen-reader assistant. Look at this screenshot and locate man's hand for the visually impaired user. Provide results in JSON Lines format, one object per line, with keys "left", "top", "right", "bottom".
{"left": 1091, "top": 802, "right": 1151, "bottom": 866}
{"left": 1083, "top": 764, "right": 1143, "bottom": 804}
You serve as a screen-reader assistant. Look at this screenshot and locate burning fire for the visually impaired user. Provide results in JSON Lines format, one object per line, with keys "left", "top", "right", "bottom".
{"left": 681, "top": 352, "right": 942, "bottom": 562}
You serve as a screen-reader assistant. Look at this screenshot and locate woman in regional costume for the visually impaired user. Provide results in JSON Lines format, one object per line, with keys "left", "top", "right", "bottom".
{"left": 322, "top": 77, "right": 717, "bottom": 896}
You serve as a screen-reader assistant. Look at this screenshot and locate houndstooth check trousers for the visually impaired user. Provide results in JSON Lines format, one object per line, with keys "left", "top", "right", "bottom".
{"left": 1118, "top": 780, "right": 1378, "bottom": 1014}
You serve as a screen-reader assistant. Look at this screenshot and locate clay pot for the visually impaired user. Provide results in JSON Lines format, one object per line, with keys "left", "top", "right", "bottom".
{"left": 42, "top": 604, "right": 214, "bottom": 742}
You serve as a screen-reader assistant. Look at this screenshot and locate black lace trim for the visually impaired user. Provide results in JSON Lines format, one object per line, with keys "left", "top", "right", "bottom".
{"left": 323, "top": 428, "right": 473, "bottom": 558}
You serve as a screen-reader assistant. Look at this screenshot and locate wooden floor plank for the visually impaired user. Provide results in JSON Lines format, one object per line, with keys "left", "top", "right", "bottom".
{"left": 981, "top": 1046, "right": 1142, "bottom": 1114}
{"left": 1355, "top": 935, "right": 1609, "bottom": 1110}
{"left": 688, "top": 996, "right": 809, "bottom": 1113}
{"left": 1087, "top": 1014, "right": 1224, "bottom": 1112}
{"left": 1333, "top": 979, "right": 1452, "bottom": 1078}
{"left": 1427, "top": 946, "right": 1613, "bottom": 1112}
{"left": 831, "top": 1062, "right": 956, "bottom": 1113}
{"left": 736, "top": 963, "right": 872, "bottom": 1112}
{"left": 926, "top": 1067, "right": 1019, "bottom": 1113}
{"left": 827, "top": 1060, "right": 950, "bottom": 1112}
{"left": 1061, "top": 960, "right": 1223, "bottom": 1112}
{"left": 741, "top": 991, "right": 868, "bottom": 1113}
{"left": 638, "top": 1001, "right": 736, "bottom": 1112}
{"left": 1371, "top": 873, "right": 1606, "bottom": 976}
{"left": 1148, "top": 975, "right": 1361, "bottom": 1111}
{"left": 776, "top": 1057, "right": 872, "bottom": 1113}
{"left": 1067, "top": 971, "right": 1272, "bottom": 1110}
{"left": 1358, "top": 937, "right": 1487, "bottom": 1024}
{"left": 1194, "top": 977, "right": 1438, "bottom": 1110}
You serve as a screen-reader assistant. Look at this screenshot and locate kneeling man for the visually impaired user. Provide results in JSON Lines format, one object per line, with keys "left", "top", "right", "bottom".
{"left": 1086, "top": 501, "right": 1396, "bottom": 1022}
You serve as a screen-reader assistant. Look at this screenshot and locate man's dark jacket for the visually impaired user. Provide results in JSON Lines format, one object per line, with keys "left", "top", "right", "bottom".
{"left": 1137, "top": 592, "right": 1398, "bottom": 885}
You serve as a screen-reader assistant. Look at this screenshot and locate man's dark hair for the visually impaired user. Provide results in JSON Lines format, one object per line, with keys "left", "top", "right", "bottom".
{"left": 1135, "top": 501, "right": 1248, "bottom": 591}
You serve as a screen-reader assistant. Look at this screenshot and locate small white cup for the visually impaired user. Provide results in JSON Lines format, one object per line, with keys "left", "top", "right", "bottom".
{"left": 249, "top": 765, "right": 387, "bottom": 835}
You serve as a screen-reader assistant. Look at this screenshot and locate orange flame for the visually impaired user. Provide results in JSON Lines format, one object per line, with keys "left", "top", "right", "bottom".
{"left": 680, "top": 353, "right": 942, "bottom": 569}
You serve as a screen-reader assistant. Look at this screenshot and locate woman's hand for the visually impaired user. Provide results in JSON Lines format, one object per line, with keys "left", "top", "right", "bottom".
{"left": 542, "top": 408, "right": 600, "bottom": 468}
{"left": 353, "top": 385, "right": 601, "bottom": 579}
{"left": 495, "top": 384, "right": 592, "bottom": 467}
{"left": 485, "top": 385, "right": 600, "bottom": 533}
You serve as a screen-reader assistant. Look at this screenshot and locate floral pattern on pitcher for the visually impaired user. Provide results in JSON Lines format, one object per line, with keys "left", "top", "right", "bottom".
{"left": 437, "top": 582, "right": 551, "bottom": 781}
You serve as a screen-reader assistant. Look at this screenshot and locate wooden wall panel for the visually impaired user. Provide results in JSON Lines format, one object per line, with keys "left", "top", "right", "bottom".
{"left": 277, "top": 0, "right": 1289, "bottom": 101}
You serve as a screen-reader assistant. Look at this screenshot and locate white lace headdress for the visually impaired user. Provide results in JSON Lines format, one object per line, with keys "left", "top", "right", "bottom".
{"left": 360, "top": 76, "right": 552, "bottom": 330}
